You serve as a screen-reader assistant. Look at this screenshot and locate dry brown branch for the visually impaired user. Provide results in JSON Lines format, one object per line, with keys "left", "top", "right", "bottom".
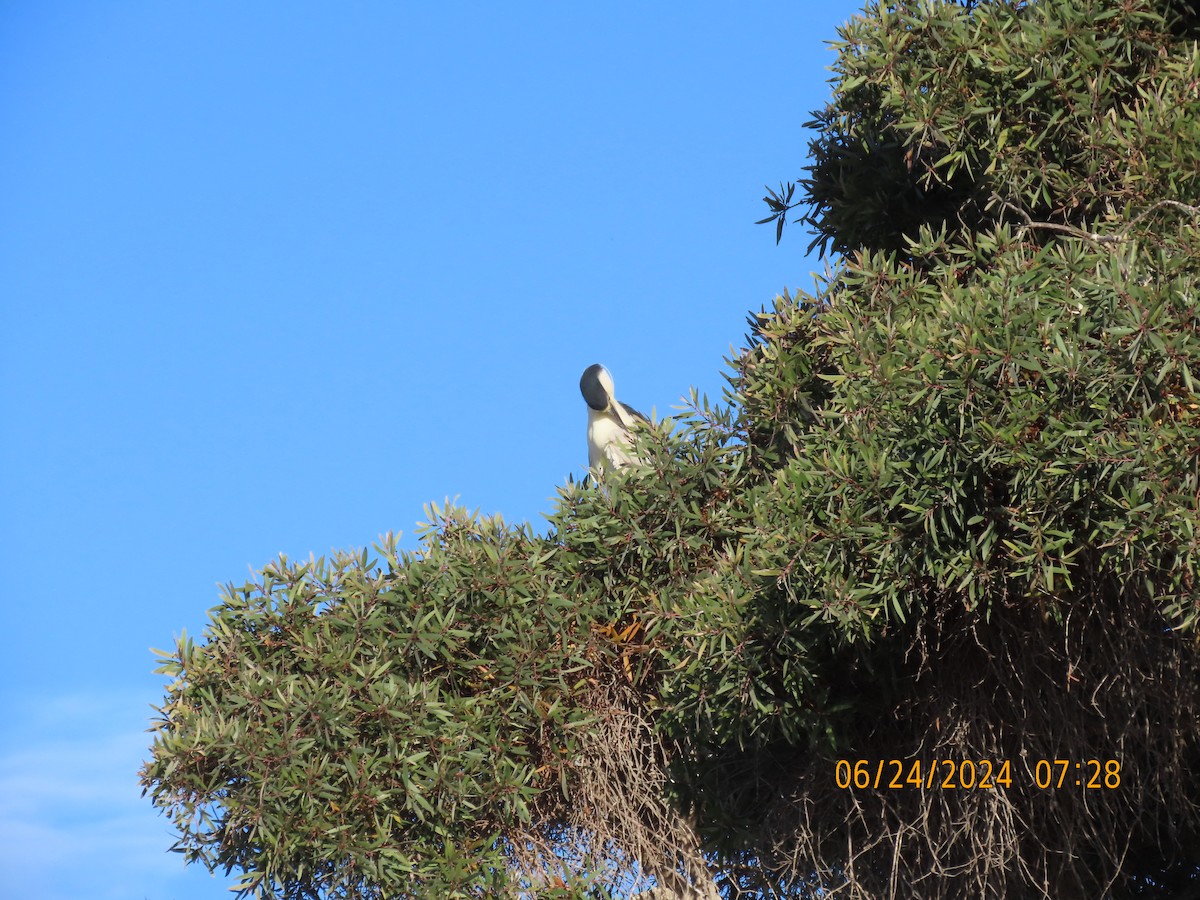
{"left": 504, "top": 675, "right": 721, "bottom": 899}
{"left": 707, "top": 577, "right": 1200, "bottom": 899}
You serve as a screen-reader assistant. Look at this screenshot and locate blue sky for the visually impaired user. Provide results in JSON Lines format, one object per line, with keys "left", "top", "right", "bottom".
{"left": 0, "top": 3, "right": 861, "bottom": 897}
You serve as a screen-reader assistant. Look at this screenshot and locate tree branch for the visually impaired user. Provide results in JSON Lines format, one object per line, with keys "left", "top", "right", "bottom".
{"left": 995, "top": 197, "right": 1200, "bottom": 244}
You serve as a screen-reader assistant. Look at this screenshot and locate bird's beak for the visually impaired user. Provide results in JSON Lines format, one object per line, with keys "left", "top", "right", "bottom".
{"left": 610, "top": 400, "right": 636, "bottom": 430}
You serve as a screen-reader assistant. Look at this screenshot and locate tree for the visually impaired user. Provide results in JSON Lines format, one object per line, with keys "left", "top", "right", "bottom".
{"left": 142, "top": 0, "right": 1200, "bottom": 896}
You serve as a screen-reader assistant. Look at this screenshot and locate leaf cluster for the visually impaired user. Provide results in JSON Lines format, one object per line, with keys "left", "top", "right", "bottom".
{"left": 736, "top": 229, "right": 1200, "bottom": 634}
{"left": 778, "top": 0, "right": 1200, "bottom": 258}
{"left": 142, "top": 517, "right": 622, "bottom": 897}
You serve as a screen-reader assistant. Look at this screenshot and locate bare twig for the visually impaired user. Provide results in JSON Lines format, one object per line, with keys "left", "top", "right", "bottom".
{"left": 506, "top": 677, "right": 721, "bottom": 899}
{"left": 995, "top": 196, "right": 1200, "bottom": 244}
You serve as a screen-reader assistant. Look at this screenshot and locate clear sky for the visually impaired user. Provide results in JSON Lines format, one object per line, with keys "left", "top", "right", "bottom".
{"left": 0, "top": 3, "right": 862, "bottom": 897}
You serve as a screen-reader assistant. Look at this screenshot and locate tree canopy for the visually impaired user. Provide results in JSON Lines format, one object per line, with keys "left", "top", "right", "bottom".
{"left": 143, "top": 1, "right": 1200, "bottom": 897}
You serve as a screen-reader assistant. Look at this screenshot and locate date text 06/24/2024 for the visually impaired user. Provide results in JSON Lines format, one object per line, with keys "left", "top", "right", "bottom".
{"left": 834, "top": 758, "right": 1121, "bottom": 791}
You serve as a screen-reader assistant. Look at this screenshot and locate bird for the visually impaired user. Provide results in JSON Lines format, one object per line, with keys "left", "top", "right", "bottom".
{"left": 579, "top": 363, "right": 648, "bottom": 472}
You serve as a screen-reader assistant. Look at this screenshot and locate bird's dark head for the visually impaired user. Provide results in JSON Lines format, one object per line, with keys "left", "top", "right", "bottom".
{"left": 580, "top": 363, "right": 614, "bottom": 411}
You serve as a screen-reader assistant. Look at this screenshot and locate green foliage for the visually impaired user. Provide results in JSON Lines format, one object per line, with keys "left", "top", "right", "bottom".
{"left": 761, "top": 0, "right": 1200, "bottom": 257}
{"left": 142, "top": 412, "right": 754, "bottom": 899}
{"left": 145, "top": 1, "right": 1200, "bottom": 897}
{"left": 143, "top": 517, "right": 622, "bottom": 898}
{"left": 737, "top": 229, "right": 1200, "bottom": 634}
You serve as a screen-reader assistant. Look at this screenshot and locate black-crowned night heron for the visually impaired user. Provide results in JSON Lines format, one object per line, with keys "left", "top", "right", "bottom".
{"left": 579, "top": 363, "right": 648, "bottom": 471}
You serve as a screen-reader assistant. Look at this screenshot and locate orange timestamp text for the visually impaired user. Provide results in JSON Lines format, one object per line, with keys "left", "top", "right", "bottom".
{"left": 834, "top": 758, "right": 1121, "bottom": 790}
